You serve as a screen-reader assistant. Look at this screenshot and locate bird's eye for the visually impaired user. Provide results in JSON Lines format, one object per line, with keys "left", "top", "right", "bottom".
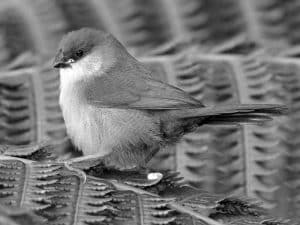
{"left": 75, "top": 50, "right": 83, "bottom": 57}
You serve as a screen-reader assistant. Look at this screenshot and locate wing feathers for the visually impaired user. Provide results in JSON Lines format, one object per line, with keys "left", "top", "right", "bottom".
{"left": 83, "top": 61, "right": 287, "bottom": 122}
{"left": 85, "top": 65, "right": 203, "bottom": 109}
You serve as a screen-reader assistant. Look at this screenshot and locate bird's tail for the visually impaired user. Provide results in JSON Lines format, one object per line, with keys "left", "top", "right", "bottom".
{"left": 172, "top": 104, "right": 288, "bottom": 125}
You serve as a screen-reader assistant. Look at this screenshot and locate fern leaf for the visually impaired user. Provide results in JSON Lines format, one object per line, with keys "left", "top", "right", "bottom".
{"left": 0, "top": 60, "right": 68, "bottom": 146}
{"left": 0, "top": 204, "right": 45, "bottom": 225}
{"left": 96, "top": 0, "right": 173, "bottom": 55}
{"left": 0, "top": 157, "right": 224, "bottom": 225}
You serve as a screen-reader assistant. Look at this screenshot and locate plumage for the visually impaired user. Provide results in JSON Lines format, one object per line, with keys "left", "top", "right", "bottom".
{"left": 84, "top": 64, "right": 203, "bottom": 109}
{"left": 54, "top": 28, "right": 287, "bottom": 169}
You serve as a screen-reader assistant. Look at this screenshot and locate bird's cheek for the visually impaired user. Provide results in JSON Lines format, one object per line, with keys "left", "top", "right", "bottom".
{"left": 84, "top": 55, "right": 103, "bottom": 73}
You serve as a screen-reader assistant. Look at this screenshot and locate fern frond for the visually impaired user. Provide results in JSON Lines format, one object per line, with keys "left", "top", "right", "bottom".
{"left": 0, "top": 61, "right": 68, "bottom": 146}
{"left": 0, "top": 204, "right": 45, "bottom": 225}
{"left": 0, "top": 157, "right": 224, "bottom": 225}
{"left": 97, "top": 0, "right": 173, "bottom": 55}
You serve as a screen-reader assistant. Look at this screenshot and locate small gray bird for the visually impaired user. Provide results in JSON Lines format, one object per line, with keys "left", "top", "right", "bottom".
{"left": 53, "top": 28, "right": 286, "bottom": 170}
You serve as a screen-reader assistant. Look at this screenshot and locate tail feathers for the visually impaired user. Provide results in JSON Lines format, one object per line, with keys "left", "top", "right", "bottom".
{"left": 173, "top": 104, "right": 288, "bottom": 124}
{"left": 204, "top": 114, "right": 273, "bottom": 125}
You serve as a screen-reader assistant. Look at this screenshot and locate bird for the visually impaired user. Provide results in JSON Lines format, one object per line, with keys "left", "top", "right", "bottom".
{"left": 53, "top": 27, "right": 287, "bottom": 170}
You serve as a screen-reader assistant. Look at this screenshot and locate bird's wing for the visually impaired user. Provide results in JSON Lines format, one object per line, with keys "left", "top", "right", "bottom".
{"left": 84, "top": 67, "right": 203, "bottom": 110}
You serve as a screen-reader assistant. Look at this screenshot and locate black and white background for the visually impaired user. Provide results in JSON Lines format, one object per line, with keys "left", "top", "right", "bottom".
{"left": 0, "top": 1, "right": 298, "bottom": 224}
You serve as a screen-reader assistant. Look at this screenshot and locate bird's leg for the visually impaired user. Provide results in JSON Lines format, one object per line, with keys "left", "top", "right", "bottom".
{"left": 144, "top": 146, "right": 160, "bottom": 165}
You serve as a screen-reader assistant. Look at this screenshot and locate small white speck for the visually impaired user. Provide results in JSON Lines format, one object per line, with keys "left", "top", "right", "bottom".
{"left": 147, "top": 172, "right": 163, "bottom": 181}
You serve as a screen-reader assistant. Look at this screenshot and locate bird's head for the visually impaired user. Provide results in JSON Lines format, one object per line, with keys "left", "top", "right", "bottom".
{"left": 53, "top": 28, "right": 127, "bottom": 74}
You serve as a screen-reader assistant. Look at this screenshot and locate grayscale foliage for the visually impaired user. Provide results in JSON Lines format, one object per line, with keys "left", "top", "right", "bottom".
{"left": 0, "top": 0, "right": 299, "bottom": 224}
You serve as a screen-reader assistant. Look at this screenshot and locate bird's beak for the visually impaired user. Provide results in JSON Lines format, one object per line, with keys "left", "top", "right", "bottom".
{"left": 53, "top": 51, "right": 72, "bottom": 68}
